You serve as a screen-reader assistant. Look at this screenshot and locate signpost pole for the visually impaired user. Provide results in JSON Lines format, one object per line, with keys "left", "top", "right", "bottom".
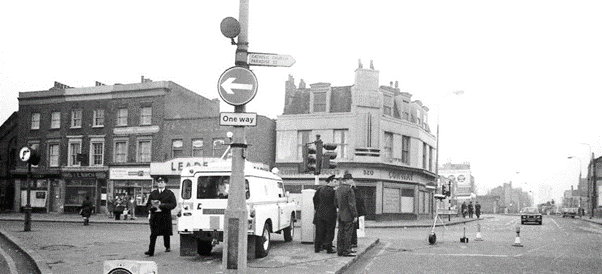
{"left": 223, "top": 0, "right": 249, "bottom": 271}
{"left": 24, "top": 162, "right": 32, "bottom": 231}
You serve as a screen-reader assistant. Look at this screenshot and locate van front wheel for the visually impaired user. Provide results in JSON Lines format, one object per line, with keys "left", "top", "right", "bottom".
{"left": 283, "top": 214, "right": 294, "bottom": 242}
{"left": 255, "top": 223, "right": 271, "bottom": 258}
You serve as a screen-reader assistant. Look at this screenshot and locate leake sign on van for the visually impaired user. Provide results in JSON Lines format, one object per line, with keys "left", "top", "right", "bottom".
{"left": 220, "top": 112, "right": 257, "bottom": 126}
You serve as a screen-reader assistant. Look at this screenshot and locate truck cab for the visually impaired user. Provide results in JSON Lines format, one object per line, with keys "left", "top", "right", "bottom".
{"left": 177, "top": 160, "right": 296, "bottom": 258}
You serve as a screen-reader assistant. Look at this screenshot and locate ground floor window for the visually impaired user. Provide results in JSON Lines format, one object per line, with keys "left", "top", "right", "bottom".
{"left": 383, "top": 187, "right": 414, "bottom": 213}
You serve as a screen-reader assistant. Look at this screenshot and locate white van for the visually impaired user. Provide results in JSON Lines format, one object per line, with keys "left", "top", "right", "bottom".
{"left": 177, "top": 160, "right": 296, "bottom": 258}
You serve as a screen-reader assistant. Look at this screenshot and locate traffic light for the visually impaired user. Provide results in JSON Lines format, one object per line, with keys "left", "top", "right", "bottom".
{"left": 447, "top": 181, "right": 452, "bottom": 197}
{"left": 441, "top": 184, "right": 447, "bottom": 196}
{"left": 321, "top": 143, "right": 337, "bottom": 170}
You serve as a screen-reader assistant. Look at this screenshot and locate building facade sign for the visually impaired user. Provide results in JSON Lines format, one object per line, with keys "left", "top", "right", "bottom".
{"left": 278, "top": 167, "right": 417, "bottom": 183}
{"left": 109, "top": 167, "right": 152, "bottom": 180}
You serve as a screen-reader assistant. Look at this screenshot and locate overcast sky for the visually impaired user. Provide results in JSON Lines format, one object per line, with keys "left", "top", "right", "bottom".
{"left": 2, "top": 1, "right": 602, "bottom": 204}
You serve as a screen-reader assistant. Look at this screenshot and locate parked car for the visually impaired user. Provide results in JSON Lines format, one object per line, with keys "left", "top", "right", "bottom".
{"left": 521, "top": 207, "right": 542, "bottom": 225}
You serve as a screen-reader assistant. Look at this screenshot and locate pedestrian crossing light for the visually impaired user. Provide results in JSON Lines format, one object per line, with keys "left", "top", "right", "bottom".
{"left": 321, "top": 143, "right": 337, "bottom": 170}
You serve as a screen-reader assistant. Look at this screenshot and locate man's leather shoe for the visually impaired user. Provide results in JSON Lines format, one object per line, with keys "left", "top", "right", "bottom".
{"left": 339, "top": 252, "right": 356, "bottom": 257}
{"left": 165, "top": 248, "right": 171, "bottom": 252}
{"left": 326, "top": 249, "right": 336, "bottom": 254}
{"left": 144, "top": 251, "right": 153, "bottom": 256}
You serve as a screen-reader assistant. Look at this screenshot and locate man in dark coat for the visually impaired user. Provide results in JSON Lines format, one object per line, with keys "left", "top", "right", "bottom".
{"left": 80, "top": 196, "right": 93, "bottom": 226}
{"left": 468, "top": 201, "right": 474, "bottom": 218}
{"left": 313, "top": 174, "right": 338, "bottom": 253}
{"left": 145, "top": 177, "right": 177, "bottom": 256}
{"left": 336, "top": 172, "right": 357, "bottom": 257}
{"left": 461, "top": 202, "right": 467, "bottom": 218}
{"left": 475, "top": 201, "right": 481, "bottom": 219}
{"left": 351, "top": 180, "right": 366, "bottom": 248}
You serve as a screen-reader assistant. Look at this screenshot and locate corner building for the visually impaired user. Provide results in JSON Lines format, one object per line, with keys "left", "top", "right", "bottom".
{"left": 275, "top": 60, "right": 437, "bottom": 221}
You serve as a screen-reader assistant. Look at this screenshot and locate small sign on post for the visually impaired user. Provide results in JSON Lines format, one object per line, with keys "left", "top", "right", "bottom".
{"left": 248, "top": 52, "right": 296, "bottom": 67}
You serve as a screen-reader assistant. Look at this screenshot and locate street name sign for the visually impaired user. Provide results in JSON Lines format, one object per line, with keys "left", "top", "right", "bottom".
{"left": 220, "top": 112, "right": 257, "bottom": 126}
{"left": 248, "top": 52, "right": 296, "bottom": 67}
{"left": 218, "top": 66, "right": 258, "bottom": 106}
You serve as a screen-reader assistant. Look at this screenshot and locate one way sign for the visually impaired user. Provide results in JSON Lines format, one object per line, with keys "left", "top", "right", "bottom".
{"left": 217, "top": 66, "right": 258, "bottom": 106}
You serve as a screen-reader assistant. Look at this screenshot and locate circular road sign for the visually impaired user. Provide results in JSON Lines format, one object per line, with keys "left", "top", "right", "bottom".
{"left": 20, "top": 147, "right": 32, "bottom": 162}
{"left": 217, "top": 66, "right": 258, "bottom": 106}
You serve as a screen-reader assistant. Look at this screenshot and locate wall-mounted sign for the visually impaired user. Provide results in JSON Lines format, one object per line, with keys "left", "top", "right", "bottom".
{"left": 109, "top": 167, "right": 151, "bottom": 180}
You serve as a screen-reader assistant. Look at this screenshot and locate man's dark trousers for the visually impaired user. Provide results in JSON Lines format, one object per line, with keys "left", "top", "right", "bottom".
{"left": 148, "top": 233, "right": 170, "bottom": 255}
{"left": 315, "top": 219, "right": 336, "bottom": 251}
{"left": 337, "top": 220, "right": 354, "bottom": 255}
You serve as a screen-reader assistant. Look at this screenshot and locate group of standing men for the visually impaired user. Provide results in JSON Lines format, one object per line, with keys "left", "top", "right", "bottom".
{"left": 461, "top": 201, "right": 481, "bottom": 218}
{"left": 313, "top": 172, "right": 366, "bottom": 257}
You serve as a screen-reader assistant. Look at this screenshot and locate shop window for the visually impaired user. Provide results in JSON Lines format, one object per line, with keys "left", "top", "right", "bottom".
{"left": 401, "top": 188, "right": 414, "bottom": 213}
{"left": 51, "top": 111, "right": 61, "bottom": 129}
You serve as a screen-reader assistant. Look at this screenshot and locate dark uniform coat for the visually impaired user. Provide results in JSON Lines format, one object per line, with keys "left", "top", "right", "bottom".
{"left": 313, "top": 185, "right": 337, "bottom": 224}
{"left": 146, "top": 188, "right": 177, "bottom": 236}
{"left": 352, "top": 186, "right": 365, "bottom": 229}
{"left": 335, "top": 184, "right": 357, "bottom": 222}
{"left": 80, "top": 198, "right": 93, "bottom": 218}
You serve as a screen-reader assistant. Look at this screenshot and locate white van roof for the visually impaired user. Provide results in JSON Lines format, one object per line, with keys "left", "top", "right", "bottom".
{"left": 181, "top": 159, "right": 281, "bottom": 181}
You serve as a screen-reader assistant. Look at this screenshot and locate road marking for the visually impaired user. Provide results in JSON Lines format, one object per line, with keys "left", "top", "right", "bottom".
{"left": 550, "top": 218, "right": 561, "bottom": 229}
{"left": 410, "top": 253, "right": 509, "bottom": 258}
{"left": 513, "top": 241, "right": 555, "bottom": 257}
{"left": 0, "top": 245, "right": 18, "bottom": 274}
{"left": 579, "top": 226, "right": 602, "bottom": 234}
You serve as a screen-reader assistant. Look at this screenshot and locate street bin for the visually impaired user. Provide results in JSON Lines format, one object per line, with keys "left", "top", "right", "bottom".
{"left": 301, "top": 189, "right": 316, "bottom": 244}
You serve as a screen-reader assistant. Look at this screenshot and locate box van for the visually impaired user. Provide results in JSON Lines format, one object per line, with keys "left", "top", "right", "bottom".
{"left": 177, "top": 160, "right": 296, "bottom": 258}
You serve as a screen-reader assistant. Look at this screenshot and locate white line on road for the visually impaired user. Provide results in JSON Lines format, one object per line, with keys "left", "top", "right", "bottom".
{"left": 410, "top": 253, "right": 510, "bottom": 258}
{"left": 550, "top": 218, "right": 561, "bottom": 229}
{"left": 513, "top": 241, "right": 556, "bottom": 257}
{"left": 0, "top": 245, "right": 18, "bottom": 274}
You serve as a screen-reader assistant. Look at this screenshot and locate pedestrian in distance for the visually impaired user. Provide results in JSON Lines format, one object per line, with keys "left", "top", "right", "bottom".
{"left": 106, "top": 196, "right": 114, "bottom": 219}
{"left": 313, "top": 174, "right": 338, "bottom": 254}
{"left": 335, "top": 172, "right": 358, "bottom": 257}
{"left": 80, "top": 196, "right": 93, "bottom": 226}
{"left": 461, "top": 202, "right": 467, "bottom": 218}
{"left": 475, "top": 201, "right": 481, "bottom": 219}
{"left": 468, "top": 201, "right": 474, "bottom": 218}
{"left": 145, "top": 177, "right": 177, "bottom": 257}
{"left": 113, "top": 196, "right": 125, "bottom": 220}
{"left": 128, "top": 196, "right": 137, "bottom": 220}
{"left": 351, "top": 178, "right": 366, "bottom": 249}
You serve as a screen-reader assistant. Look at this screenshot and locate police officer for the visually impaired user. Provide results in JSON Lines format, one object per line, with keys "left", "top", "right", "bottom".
{"left": 336, "top": 172, "right": 357, "bottom": 257}
{"left": 145, "top": 177, "right": 177, "bottom": 256}
{"left": 313, "top": 174, "right": 338, "bottom": 253}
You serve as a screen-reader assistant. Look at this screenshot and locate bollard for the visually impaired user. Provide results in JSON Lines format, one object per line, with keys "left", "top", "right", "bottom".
{"left": 512, "top": 225, "right": 523, "bottom": 247}
{"left": 475, "top": 223, "right": 483, "bottom": 241}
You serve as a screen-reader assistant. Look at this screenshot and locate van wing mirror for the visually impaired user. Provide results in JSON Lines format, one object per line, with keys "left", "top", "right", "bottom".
{"left": 286, "top": 191, "right": 290, "bottom": 197}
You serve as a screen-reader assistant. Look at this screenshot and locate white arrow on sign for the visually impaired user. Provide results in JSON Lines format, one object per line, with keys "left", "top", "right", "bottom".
{"left": 220, "top": 77, "right": 254, "bottom": 94}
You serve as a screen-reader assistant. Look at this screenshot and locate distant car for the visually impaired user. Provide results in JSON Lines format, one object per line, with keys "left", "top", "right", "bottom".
{"left": 521, "top": 207, "right": 542, "bottom": 225}
{"left": 561, "top": 208, "right": 578, "bottom": 218}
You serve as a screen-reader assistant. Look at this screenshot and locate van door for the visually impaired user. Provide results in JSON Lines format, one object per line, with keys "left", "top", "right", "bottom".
{"left": 276, "top": 181, "right": 289, "bottom": 230}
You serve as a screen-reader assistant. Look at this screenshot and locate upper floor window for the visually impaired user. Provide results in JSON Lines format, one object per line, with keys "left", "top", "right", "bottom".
{"left": 68, "top": 139, "right": 82, "bottom": 166}
{"left": 402, "top": 136, "right": 410, "bottom": 164}
{"left": 117, "top": 108, "right": 128, "bottom": 126}
{"left": 403, "top": 100, "right": 410, "bottom": 121}
{"left": 383, "top": 94, "right": 393, "bottom": 116}
{"left": 333, "top": 129, "right": 348, "bottom": 160}
{"left": 429, "top": 146, "right": 434, "bottom": 171}
{"left": 172, "top": 139, "right": 184, "bottom": 158}
{"left": 384, "top": 132, "right": 393, "bottom": 161}
{"left": 137, "top": 138, "right": 152, "bottom": 163}
{"left": 71, "top": 109, "right": 82, "bottom": 128}
{"left": 31, "top": 113, "right": 40, "bottom": 129}
{"left": 114, "top": 139, "right": 128, "bottom": 163}
{"left": 213, "top": 138, "right": 227, "bottom": 157}
{"left": 48, "top": 143, "right": 59, "bottom": 167}
{"left": 313, "top": 92, "right": 327, "bottom": 112}
{"left": 297, "top": 130, "right": 311, "bottom": 160}
{"left": 192, "top": 139, "right": 204, "bottom": 157}
{"left": 140, "top": 106, "right": 152, "bottom": 125}
{"left": 422, "top": 142, "right": 428, "bottom": 169}
{"left": 90, "top": 138, "right": 105, "bottom": 166}
{"left": 93, "top": 109, "right": 105, "bottom": 127}
{"left": 51, "top": 112, "right": 61, "bottom": 129}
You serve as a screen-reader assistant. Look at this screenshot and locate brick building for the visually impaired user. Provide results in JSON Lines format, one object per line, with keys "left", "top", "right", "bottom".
{"left": 0, "top": 112, "right": 18, "bottom": 212}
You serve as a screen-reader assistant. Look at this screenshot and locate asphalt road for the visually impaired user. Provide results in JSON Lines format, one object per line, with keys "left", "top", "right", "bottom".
{"left": 343, "top": 215, "right": 602, "bottom": 274}
{"left": 0, "top": 231, "right": 39, "bottom": 274}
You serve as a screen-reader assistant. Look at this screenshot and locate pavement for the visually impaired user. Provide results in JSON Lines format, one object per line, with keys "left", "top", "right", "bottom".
{"left": 0, "top": 212, "right": 562, "bottom": 274}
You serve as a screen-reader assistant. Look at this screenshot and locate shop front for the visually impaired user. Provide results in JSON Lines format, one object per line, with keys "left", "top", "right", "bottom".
{"left": 62, "top": 170, "right": 107, "bottom": 214}
{"left": 109, "top": 166, "right": 152, "bottom": 217}
{"left": 10, "top": 169, "right": 61, "bottom": 213}
{"left": 276, "top": 164, "right": 436, "bottom": 221}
